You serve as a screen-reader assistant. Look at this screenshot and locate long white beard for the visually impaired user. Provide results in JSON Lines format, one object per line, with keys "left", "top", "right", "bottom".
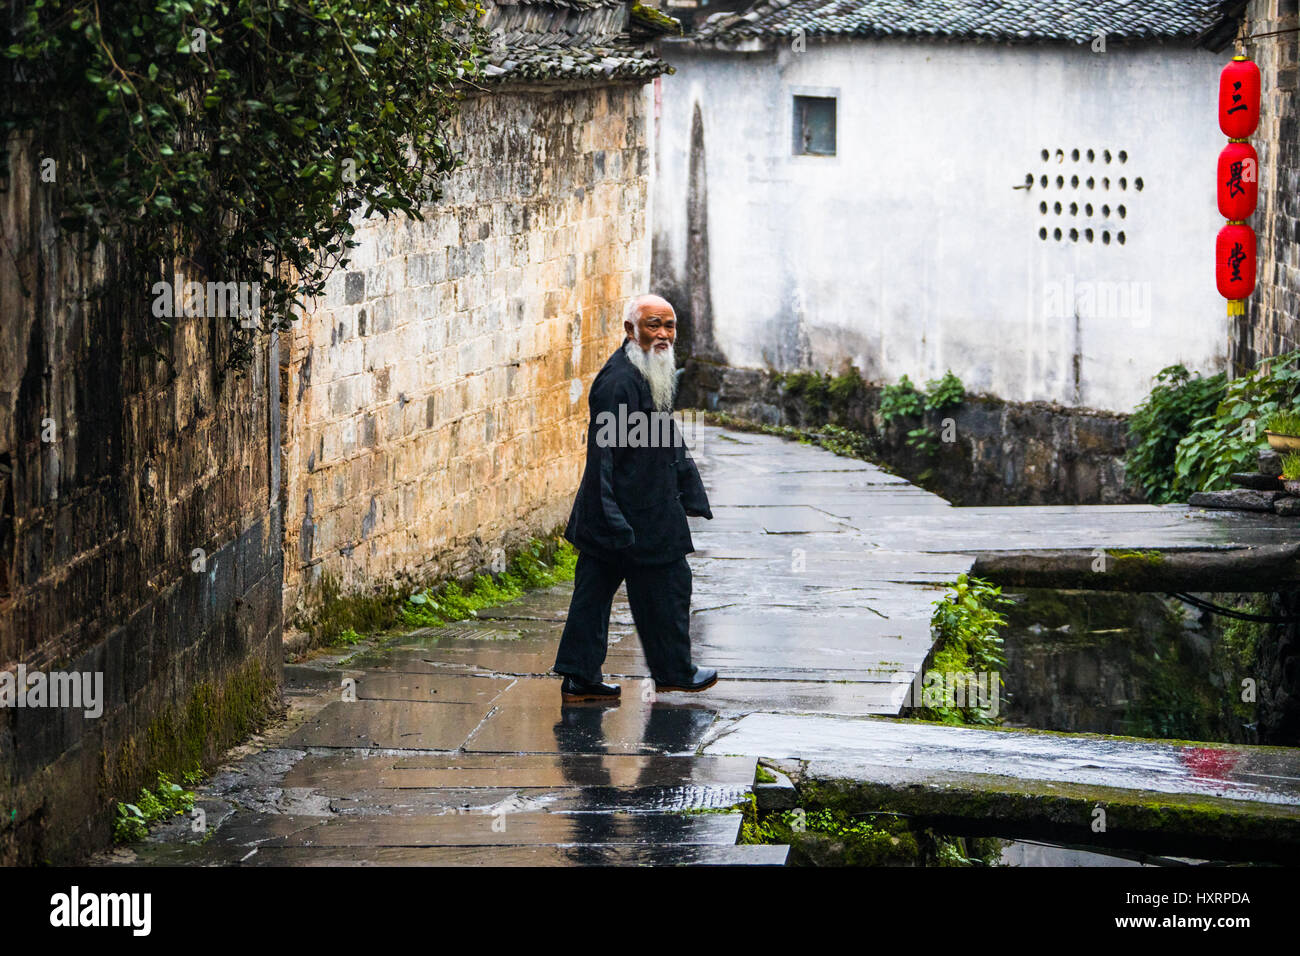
{"left": 624, "top": 339, "right": 677, "bottom": 412}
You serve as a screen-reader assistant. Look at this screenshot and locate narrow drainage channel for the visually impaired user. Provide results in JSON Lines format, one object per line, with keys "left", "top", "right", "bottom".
{"left": 740, "top": 584, "right": 1296, "bottom": 866}
{"left": 998, "top": 588, "right": 1263, "bottom": 746}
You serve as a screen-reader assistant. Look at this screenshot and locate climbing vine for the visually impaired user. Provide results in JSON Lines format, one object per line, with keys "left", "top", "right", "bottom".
{"left": 2, "top": 0, "right": 487, "bottom": 367}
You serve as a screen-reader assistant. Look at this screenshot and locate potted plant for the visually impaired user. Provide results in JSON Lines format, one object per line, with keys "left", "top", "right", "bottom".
{"left": 1282, "top": 452, "right": 1300, "bottom": 495}
{"left": 1265, "top": 409, "right": 1300, "bottom": 452}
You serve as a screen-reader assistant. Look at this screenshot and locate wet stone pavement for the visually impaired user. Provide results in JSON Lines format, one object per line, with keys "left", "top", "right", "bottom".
{"left": 102, "top": 423, "right": 1300, "bottom": 866}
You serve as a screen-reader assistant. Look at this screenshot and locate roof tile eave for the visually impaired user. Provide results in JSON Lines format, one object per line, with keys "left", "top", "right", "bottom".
{"left": 692, "top": 0, "right": 1231, "bottom": 44}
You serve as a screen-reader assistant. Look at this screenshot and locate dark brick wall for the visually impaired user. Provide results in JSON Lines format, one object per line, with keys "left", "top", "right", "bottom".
{"left": 0, "top": 134, "right": 283, "bottom": 864}
{"left": 1233, "top": 0, "right": 1300, "bottom": 372}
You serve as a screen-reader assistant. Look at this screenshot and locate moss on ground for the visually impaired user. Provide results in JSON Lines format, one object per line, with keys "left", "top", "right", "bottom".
{"left": 702, "top": 410, "right": 884, "bottom": 466}
{"left": 399, "top": 538, "right": 577, "bottom": 629}
{"left": 98, "top": 655, "right": 278, "bottom": 845}
{"left": 786, "top": 772, "right": 1300, "bottom": 863}
{"left": 739, "top": 798, "right": 1002, "bottom": 867}
{"left": 1105, "top": 549, "right": 1165, "bottom": 564}
{"left": 295, "top": 532, "right": 577, "bottom": 648}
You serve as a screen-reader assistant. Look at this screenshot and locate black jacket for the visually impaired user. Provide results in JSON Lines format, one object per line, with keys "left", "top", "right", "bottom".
{"left": 564, "top": 343, "right": 712, "bottom": 565}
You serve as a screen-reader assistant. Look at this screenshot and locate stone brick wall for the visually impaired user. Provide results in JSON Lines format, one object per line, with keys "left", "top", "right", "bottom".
{"left": 0, "top": 134, "right": 283, "bottom": 864}
{"left": 1232, "top": 0, "right": 1300, "bottom": 372}
{"left": 282, "top": 82, "right": 650, "bottom": 618}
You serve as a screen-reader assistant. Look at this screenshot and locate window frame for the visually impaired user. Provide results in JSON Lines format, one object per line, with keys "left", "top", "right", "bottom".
{"left": 791, "top": 90, "right": 838, "bottom": 158}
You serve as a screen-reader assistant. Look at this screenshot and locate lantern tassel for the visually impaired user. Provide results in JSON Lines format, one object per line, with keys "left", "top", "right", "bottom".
{"left": 1227, "top": 299, "right": 1246, "bottom": 316}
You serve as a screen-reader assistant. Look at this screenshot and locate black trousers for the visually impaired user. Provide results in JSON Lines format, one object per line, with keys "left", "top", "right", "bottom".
{"left": 554, "top": 551, "right": 694, "bottom": 684}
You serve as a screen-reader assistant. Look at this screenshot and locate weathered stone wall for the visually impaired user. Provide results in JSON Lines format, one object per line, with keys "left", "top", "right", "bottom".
{"left": 282, "top": 83, "right": 650, "bottom": 618}
{"left": 1232, "top": 0, "right": 1300, "bottom": 372}
{"left": 0, "top": 135, "right": 283, "bottom": 864}
{"left": 1255, "top": 587, "right": 1300, "bottom": 744}
{"left": 683, "top": 361, "right": 1142, "bottom": 506}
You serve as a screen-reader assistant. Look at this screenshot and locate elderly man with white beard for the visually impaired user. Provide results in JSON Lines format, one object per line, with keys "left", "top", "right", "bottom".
{"left": 552, "top": 294, "right": 718, "bottom": 700}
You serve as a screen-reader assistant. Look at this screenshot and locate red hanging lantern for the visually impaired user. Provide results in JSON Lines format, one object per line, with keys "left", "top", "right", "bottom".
{"left": 1217, "top": 140, "right": 1258, "bottom": 219}
{"left": 1219, "top": 56, "right": 1260, "bottom": 138}
{"left": 1216, "top": 222, "right": 1256, "bottom": 314}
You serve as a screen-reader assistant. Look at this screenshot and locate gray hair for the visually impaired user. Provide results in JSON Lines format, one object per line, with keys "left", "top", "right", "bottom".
{"left": 624, "top": 295, "right": 648, "bottom": 330}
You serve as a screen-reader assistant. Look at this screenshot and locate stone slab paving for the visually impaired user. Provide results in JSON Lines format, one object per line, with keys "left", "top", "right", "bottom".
{"left": 702, "top": 713, "right": 1300, "bottom": 805}
{"left": 102, "top": 422, "right": 1300, "bottom": 867}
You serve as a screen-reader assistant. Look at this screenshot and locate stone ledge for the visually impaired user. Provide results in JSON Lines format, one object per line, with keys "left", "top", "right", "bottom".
{"left": 1189, "top": 489, "right": 1289, "bottom": 512}
{"left": 972, "top": 544, "right": 1300, "bottom": 591}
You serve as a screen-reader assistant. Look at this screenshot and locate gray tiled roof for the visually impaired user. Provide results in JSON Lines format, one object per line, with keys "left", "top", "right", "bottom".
{"left": 483, "top": 38, "right": 671, "bottom": 81}
{"left": 692, "top": 0, "right": 1231, "bottom": 44}
{"left": 478, "top": 0, "right": 676, "bottom": 83}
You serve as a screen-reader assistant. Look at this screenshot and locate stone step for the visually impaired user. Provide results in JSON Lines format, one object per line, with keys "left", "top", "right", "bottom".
{"left": 701, "top": 713, "right": 1300, "bottom": 862}
{"left": 1189, "top": 489, "right": 1288, "bottom": 512}
{"left": 1229, "top": 471, "right": 1283, "bottom": 491}
{"left": 704, "top": 713, "right": 1300, "bottom": 803}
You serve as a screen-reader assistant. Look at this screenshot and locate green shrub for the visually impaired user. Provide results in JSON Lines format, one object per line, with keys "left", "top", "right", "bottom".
{"left": 881, "top": 371, "right": 965, "bottom": 429}
{"left": 1281, "top": 452, "right": 1300, "bottom": 481}
{"left": 1126, "top": 364, "right": 1228, "bottom": 503}
{"left": 1173, "top": 349, "right": 1300, "bottom": 495}
{"left": 828, "top": 369, "right": 865, "bottom": 413}
{"left": 905, "top": 425, "right": 938, "bottom": 460}
{"left": 113, "top": 804, "right": 149, "bottom": 844}
{"left": 782, "top": 372, "right": 830, "bottom": 414}
{"left": 331, "top": 627, "right": 365, "bottom": 646}
{"left": 113, "top": 772, "right": 196, "bottom": 844}
{"left": 880, "top": 374, "right": 925, "bottom": 423}
{"left": 923, "top": 371, "right": 965, "bottom": 411}
{"left": 180, "top": 764, "right": 206, "bottom": 788}
{"left": 916, "top": 575, "right": 1012, "bottom": 726}
{"left": 881, "top": 371, "right": 964, "bottom": 474}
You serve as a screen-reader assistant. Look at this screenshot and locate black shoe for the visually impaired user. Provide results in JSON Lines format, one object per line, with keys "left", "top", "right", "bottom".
{"left": 655, "top": 666, "right": 718, "bottom": 693}
{"left": 560, "top": 674, "right": 621, "bottom": 701}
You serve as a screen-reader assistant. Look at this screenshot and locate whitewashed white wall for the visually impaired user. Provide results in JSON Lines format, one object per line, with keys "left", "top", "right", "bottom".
{"left": 654, "top": 38, "right": 1227, "bottom": 413}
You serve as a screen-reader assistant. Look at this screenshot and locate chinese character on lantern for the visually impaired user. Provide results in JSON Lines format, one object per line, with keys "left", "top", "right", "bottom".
{"left": 1216, "top": 56, "right": 1260, "bottom": 317}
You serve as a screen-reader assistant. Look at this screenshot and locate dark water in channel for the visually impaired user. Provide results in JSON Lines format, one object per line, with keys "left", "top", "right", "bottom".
{"left": 996, "top": 589, "right": 1258, "bottom": 746}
